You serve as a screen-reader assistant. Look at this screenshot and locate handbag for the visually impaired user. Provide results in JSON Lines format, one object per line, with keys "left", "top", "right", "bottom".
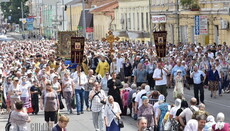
{"left": 27, "top": 100, "right": 34, "bottom": 113}
{"left": 111, "top": 109, "right": 124, "bottom": 128}
{"left": 5, "top": 111, "right": 12, "bottom": 131}
{"left": 71, "top": 95, "right": 76, "bottom": 109}
{"left": 163, "top": 118, "right": 171, "bottom": 130}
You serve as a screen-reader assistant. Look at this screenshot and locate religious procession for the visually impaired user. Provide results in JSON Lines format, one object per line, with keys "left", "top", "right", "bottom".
{"left": 0, "top": 32, "right": 229, "bottom": 131}
{"left": 0, "top": 0, "right": 230, "bottom": 131}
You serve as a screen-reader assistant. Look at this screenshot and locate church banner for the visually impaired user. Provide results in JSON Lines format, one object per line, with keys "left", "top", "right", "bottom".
{"left": 71, "top": 37, "right": 85, "bottom": 64}
{"left": 153, "top": 31, "right": 167, "bottom": 57}
{"left": 57, "top": 31, "right": 76, "bottom": 59}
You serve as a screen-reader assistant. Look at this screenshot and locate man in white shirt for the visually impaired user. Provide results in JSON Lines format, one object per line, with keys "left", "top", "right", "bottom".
{"left": 178, "top": 97, "right": 199, "bottom": 128}
{"left": 153, "top": 61, "right": 169, "bottom": 99}
{"left": 73, "top": 66, "right": 88, "bottom": 115}
{"left": 89, "top": 82, "right": 106, "bottom": 131}
{"left": 134, "top": 84, "right": 147, "bottom": 114}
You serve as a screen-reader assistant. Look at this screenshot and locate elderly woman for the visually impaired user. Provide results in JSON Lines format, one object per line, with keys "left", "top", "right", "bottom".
{"left": 52, "top": 76, "right": 64, "bottom": 110}
{"left": 204, "top": 115, "right": 216, "bottom": 131}
{"left": 208, "top": 65, "right": 220, "bottom": 98}
{"left": 62, "top": 72, "right": 74, "bottom": 114}
{"left": 104, "top": 95, "right": 121, "bottom": 131}
{"left": 40, "top": 81, "right": 59, "bottom": 130}
{"left": 212, "top": 112, "right": 230, "bottom": 131}
{"left": 137, "top": 96, "right": 156, "bottom": 130}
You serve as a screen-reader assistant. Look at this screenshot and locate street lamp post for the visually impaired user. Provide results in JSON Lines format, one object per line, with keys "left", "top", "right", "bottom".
{"left": 21, "top": 2, "right": 25, "bottom": 33}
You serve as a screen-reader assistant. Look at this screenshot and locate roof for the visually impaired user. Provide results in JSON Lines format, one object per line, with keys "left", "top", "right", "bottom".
{"left": 65, "top": 0, "right": 82, "bottom": 6}
{"left": 90, "top": 1, "right": 118, "bottom": 13}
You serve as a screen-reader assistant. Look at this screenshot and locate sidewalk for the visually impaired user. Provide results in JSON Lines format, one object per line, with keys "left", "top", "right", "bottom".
{"left": 7, "top": 32, "right": 23, "bottom": 40}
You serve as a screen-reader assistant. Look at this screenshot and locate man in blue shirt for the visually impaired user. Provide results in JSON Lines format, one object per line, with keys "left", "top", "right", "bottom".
{"left": 190, "top": 65, "right": 206, "bottom": 105}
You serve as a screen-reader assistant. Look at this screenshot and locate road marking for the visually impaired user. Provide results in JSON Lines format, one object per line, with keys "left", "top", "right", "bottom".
{"left": 184, "top": 93, "right": 230, "bottom": 108}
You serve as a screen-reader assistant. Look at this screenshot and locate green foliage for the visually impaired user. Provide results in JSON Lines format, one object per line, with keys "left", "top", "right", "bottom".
{"left": 180, "top": 0, "right": 200, "bottom": 10}
{"left": 1, "top": 0, "right": 29, "bottom": 24}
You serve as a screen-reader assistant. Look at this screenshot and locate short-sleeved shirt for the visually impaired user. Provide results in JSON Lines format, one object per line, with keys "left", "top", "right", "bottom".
{"left": 10, "top": 110, "right": 29, "bottom": 126}
{"left": 135, "top": 90, "right": 147, "bottom": 108}
{"left": 179, "top": 106, "right": 199, "bottom": 123}
{"left": 41, "top": 91, "right": 58, "bottom": 112}
{"left": 171, "top": 65, "right": 186, "bottom": 77}
{"left": 153, "top": 68, "right": 167, "bottom": 85}
{"left": 134, "top": 69, "right": 147, "bottom": 83}
{"left": 192, "top": 70, "right": 205, "bottom": 84}
{"left": 9, "top": 84, "right": 21, "bottom": 99}
{"left": 62, "top": 79, "right": 73, "bottom": 92}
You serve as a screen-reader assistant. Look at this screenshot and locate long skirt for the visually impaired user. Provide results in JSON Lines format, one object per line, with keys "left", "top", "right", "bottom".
{"left": 21, "top": 97, "right": 30, "bottom": 108}
{"left": 106, "top": 120, "right": 120, "bottom": 131}
{"left": 208, "top": 81, "right": 219, "bottom": 91}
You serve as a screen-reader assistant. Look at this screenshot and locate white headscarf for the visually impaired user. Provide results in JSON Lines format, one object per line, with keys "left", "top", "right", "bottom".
{"left": 215, "top": 112, "right": 225, "bottom": 130}
{"left": 184, "top": 119, "right": 198, "bottom": 131}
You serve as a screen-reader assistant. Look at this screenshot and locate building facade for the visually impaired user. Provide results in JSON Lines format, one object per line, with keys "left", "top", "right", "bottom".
{"left": 114, "top": 0, "right": 150, "bottom": 42}
{"left": 90, "top": 0, "right": 118, "bottom": 40}
{"left": 151, "top": 0, "right": 230, "bottom": 45}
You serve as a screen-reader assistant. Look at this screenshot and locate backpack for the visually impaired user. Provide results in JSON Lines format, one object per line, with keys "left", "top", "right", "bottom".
{"left": 5, "top": 111, "right": 12, "bottom": 131}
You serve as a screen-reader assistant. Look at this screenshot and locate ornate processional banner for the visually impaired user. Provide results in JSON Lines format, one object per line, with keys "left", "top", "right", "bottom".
{"left": 57, "top": 31, "right": 76, "bottom": 59}
{"left": 71, "top": 37, "right": 85, "bottom": 64}
{"left": 153, "top": 31, "right": 167, "bottom": 57}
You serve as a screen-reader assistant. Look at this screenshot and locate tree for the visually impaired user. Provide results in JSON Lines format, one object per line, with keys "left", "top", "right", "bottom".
{"left": 1, "top": 0, "right": 29, "bottom": 24}
{"left": 180, "top": 0, "right": 200, "bottom": 10}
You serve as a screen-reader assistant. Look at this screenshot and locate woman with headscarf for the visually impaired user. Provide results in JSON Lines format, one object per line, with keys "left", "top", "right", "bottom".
{"left": 137, "top": 96, "right": 156, "bottom": 130}
{"left": 169, "top": 99, "right": 181, "bottom": 119}
{"left": 204, "top": 115, "right": 216, "bottom": 131}
{"left": 156, "top": 94, "right": 169, "bottom": 131}
{"left": 184, "top": 119, "right": 198, "bottom": 131}
{"left": 212, "top": 112, "right": 230, "bottom": 131}
{"left": 104, "top": 95, "right": 121, "bottom": 131}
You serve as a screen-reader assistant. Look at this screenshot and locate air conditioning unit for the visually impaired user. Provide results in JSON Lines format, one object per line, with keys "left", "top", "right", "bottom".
{"left": 221, "top": 20, "right": 229, "bottom": 30}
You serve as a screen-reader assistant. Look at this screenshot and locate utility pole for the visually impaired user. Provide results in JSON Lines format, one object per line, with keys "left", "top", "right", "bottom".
{"left": 82, "top": 0, "right": 86, "bottom": 37}
{"left": 177, "top": 0, "right": 180, "bottom": 44}
{"left": 70, "top": 5, "right": 72, "bottom": 31}
{"left": 62, "top": 0, "right": 64, "bottom": 31}
{"left": 149, "top": 0, "right": 152, "bottom": 46}
{"left": 21, "top": 2, "right": 24, "bottom": 33}
{"left": 55, "top": 1, "right": 58, "bottom": 40}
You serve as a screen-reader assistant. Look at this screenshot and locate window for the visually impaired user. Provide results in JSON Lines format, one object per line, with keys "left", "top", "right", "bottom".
{"left": 133, "top": 13, "right": 135, "bottom": 30}
{"left": 141, "top": 13, "right": 144, "bottom": 31}
{"left": 128, "top": 13, "right": 131, "bottom": 30}
{"left": 137, "top": 13, "right": 139, "bottom": 30}
{"left": 146, "top": 12, "right": 149, "bottom": 30}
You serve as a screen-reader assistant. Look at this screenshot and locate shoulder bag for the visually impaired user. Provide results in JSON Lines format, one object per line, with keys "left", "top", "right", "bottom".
{"left": 110, "top": 108, "right": 124, "bottom": 128}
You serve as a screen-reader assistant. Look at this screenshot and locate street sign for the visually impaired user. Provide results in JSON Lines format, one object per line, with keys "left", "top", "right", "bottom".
{"left": 19, "top": 18, "right": 27, "bottom": 24}
{"left": 194, "top": 15, "right": 208, "bottom": 35}
{"left": 199, "top": 15, "right": 208, "bottom": 35}
{"left": 195, "top": 15, "right": 200, "bottom": 35}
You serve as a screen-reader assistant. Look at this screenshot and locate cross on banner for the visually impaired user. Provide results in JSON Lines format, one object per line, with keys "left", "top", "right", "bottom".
{"left": 102, "top": 31, "right": 120, "bottom": 54}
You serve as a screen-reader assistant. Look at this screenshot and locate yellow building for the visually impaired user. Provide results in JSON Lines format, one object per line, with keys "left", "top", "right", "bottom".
{"left": 114, "top": 0, "right": 150, "bottom": 42}
{"left": 66, "top": 1, "right": 83, "bottom": 31}
{"left": 151, "top": 0, "right": 230, "bottom": 45}
{"left": 90, "top": 1, "right": 118, "bottom": 40}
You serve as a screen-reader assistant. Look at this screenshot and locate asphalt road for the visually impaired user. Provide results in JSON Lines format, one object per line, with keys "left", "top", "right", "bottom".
{"left": 0, "top": 86, "right": 229, "bottom": 131}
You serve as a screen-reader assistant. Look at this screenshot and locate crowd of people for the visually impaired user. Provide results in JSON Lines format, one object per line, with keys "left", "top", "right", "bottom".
{"left": 0, "top": 39, "right": 229, "bottom": 131}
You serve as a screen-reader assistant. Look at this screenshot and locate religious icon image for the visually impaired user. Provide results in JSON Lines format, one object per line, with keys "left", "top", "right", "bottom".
{"left": 75, "top": 42, "right": 81, "bottom": 50}
{"left": 158, "top": 37, "right": 164, "bottom": 43}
